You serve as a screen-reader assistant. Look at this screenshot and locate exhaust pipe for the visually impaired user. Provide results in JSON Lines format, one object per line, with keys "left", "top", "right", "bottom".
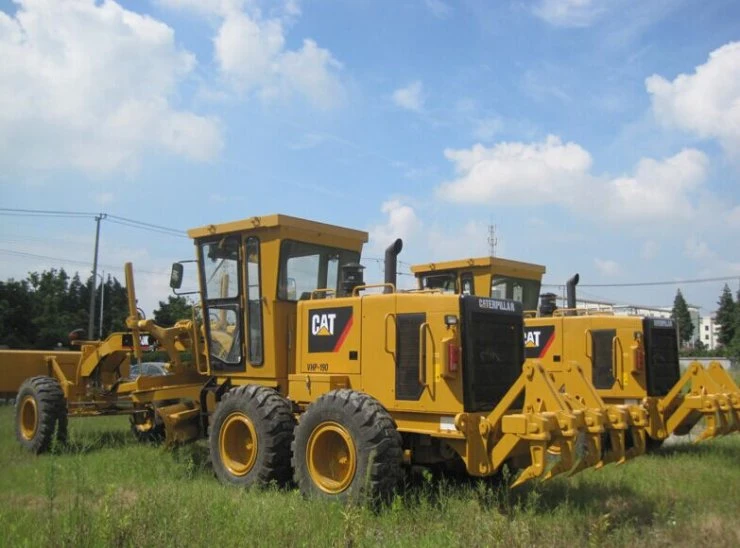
{"left": 384, "top": 238, "right": 403, "bottom": 293}
{"left": 566, "top": 273, "right": 579, "bottom": 315}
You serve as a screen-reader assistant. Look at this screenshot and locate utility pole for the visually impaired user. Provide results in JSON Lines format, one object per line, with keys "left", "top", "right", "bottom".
{"left": 487, "top": 224, "right": 498, "bottom": 257}
{"left": 97, "top": 271, "right": 105, "bottom": 339}
{"left": 87, "top": 213, "right": 106, "bottom": 339}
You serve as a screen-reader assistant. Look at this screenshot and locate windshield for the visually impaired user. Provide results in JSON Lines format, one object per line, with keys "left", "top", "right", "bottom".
{"left": 418, "top": 272, "right": 457, "bottom": 293}
{"left": 201, "top": 239, "right": 240, "bottom": 299}
{"left": 278, "top": 240, "right": 360, "bottom": 300}
{"left": 491, "top": 276, "right": 541, "bottom": 311}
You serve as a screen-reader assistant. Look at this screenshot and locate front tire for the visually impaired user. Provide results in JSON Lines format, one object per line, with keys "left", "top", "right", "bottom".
{"left": 209, "top": 385, "right": 295, "bottom": 487}
{"left": 15, "top": 376, "right": 67, "bottom": 454}
{"left": 292, "top": 389, "right": 403, "bottom": 503}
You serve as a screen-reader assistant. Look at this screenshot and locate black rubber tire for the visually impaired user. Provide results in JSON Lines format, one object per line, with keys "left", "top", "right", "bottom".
{"left": 15, "top": 376, "right": 67, "bottom": 454}
{"left": 129, "top": 412, "right": 166, "bottom": 443}
{"left": 209, "top": 385, "right": 296, "bottom": 488}
{"left": 292, "top": 389, "right": 403, "bottom": 503}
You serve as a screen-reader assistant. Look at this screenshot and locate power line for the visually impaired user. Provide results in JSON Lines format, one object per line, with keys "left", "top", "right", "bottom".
{"left": 105, "top": 218, "right": 188, "bottom": 238}
{"left": 0, "top": 249, "right": 162, "bottom": 276}
{"left": 0, "top": 207, "right": 96, "bottom": 217}
{"left": 106, "top": 214, "right": 187, "bottom": 237}
{"left": 543, "top": 275, "right": 739, "bottom": 288}
{"left": 0, "top": 207, "right": 187, "bottom": 238}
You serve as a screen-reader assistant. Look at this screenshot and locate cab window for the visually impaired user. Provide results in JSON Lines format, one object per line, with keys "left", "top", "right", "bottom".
{"left": 420, "top": 272, "right": 457, "bottom": 293}
{"left": 278, "top": 241, "right": 359, "bottom": 301}
{"left": 491, "top": 276, "right": 541, "bottom": 310}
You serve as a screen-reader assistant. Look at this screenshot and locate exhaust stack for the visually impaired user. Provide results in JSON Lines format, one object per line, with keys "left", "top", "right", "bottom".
{"left": 566, "top": 273, "right": 580, "bottom": 315}
{"left": 384, "top": 238, "right": 403, "bottom": 293}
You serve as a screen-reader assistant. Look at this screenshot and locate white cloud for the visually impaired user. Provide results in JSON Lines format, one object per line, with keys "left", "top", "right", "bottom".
{"left": 437, "top": 136, "right": 710, "bottom": 224}
{"left": 608, "top": 149, "right": 708, "bottom": 221}
{"left": 0, "top": 0, "right": 222, "bottom": 175}
{"left": 594, "top": 258, "right": 621, "bottom": 277}
{"left": 393, "top": 81, "right": 425, "bottom": 112}
{"left": 437, "top": 135, "right": 592, "bottom": 205}
{"left": 532, "top": 0, "right": 606, "bottom": 28}
{"left": 368, "top": 200, "right": 422, "bottom": 254}
{"left": 163, "top": 0, "right": 345, "bottom": 109}
{"left": 424, "top": 0, "right": 452, "bottom": 19}
{"left": 646, "top": 41, "right": 740, "bottom": 155}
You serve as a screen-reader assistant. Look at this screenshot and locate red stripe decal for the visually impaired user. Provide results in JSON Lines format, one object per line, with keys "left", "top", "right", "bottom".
{"left": 539, "top": 332, "right": 555, "bottom": 358}
{"left": 333, "top": 316, "right": 354, "bottom": 352}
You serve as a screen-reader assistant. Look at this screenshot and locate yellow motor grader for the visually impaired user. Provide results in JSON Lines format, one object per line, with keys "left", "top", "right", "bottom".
{"left": 2, "top": 214, "right": 613, "bottom": 501}
{"left": 411, "top": 256, "right": 740, "bottom": 451}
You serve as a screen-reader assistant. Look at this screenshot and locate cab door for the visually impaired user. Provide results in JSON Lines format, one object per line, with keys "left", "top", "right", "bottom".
{"left": 199, "top": 236, "right": 245, "bottom": 373}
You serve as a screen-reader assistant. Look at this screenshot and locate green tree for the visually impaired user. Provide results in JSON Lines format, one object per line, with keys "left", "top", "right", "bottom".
{"left": 153, "top": 295, "right": 193, "bottom": 327}
{"left": 0, "top": 269, "right": 142, "bottom": 348}
{"left": 0, "top": 279, "right": 36, "bottom": 348}
{"left": 715, "top": 284, "right": 735, "bottom": 347}
{"left": 671, "top": 289, "right": 694, "bottom": 346}
{"left": 728, "top": 290, "right": 740, "bottom": 361}
{"left": 28, "top": 268, "right": 87, "bottom": 348}
{"left": 97, "top": 275, "right": 129, "bottom": 337}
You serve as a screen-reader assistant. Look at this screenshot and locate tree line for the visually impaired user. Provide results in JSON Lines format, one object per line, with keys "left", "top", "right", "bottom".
{"left": 671, "top": 285, "right": 740, "bottom": 359}
{"left": 0, "top": 269, "right": 192, "bottom": 349}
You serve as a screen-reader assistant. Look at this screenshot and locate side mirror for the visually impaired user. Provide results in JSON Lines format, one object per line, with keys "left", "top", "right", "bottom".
{"left": 170, "top": 263, "right": 184, "bottom": 289}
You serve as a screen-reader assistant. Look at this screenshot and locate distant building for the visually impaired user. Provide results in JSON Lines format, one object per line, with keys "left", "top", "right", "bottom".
{"left": 698, "top": 315, "right": 721, "bottom": 350}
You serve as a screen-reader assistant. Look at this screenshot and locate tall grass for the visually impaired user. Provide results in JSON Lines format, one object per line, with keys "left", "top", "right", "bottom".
{"left": 0, "top": 406, "right": 738, "bottom": 547}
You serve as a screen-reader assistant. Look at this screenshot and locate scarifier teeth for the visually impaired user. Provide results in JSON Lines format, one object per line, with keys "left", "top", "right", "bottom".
{"left": 510, "top": 441, "right": 548, "bottom": 488}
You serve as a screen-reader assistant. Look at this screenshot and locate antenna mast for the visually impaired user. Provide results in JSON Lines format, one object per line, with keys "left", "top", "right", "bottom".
{"left": 487, "top": 224, "right": 498, "bottom": 257}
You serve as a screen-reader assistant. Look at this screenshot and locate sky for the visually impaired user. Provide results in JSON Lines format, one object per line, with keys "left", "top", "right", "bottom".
{"left": 1, "top": 0, "right": 739, "bottom": 318}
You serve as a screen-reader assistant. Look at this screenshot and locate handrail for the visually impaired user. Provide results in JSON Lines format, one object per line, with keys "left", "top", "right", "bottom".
{"left": 418, "top": 322, "right": 430, "bottom": 387}
{"left": 553, "top": 307, "right": 615, "bottom": 317}
{"left": 310, "top": 288, "right": 336, "bottom": 299}
{"left": 353, "top": 283, "right": 396, "bottom": 296}
{"left": 612, "top": 335, "right": 624, "bottom": 388}
{"left": 384, "top": 313, "right": 395, "bottom": 355}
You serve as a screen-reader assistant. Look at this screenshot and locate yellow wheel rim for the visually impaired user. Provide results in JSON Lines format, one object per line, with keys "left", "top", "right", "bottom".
{"left": 306, "top": 422, "right": 356, "bottom": 494}
{"left": 19, "top": 396, "right": 38, "bottom": 441}
{"left": 219, "top": 412, "right": 258, "bottom": 477}
{"left": 134, "top": 415, "right": 154, "bottom": 433}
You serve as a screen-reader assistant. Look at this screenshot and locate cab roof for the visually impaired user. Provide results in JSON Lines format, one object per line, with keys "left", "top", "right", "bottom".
{"left": 410, "top": 256, "right": 546, "bottom": 279}
{"left": 187, "top": 214, "right": 369, "bottom": 244}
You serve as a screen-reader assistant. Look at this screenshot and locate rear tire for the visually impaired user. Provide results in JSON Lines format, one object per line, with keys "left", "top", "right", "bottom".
{"left": 15, "top": 376, "right": 67, "bottom": 454}
{"left": 292, "top": 389, "right": 403, "bottom": 503}
{"left": 209, "top": 385, "right": 295, "bottom": 488}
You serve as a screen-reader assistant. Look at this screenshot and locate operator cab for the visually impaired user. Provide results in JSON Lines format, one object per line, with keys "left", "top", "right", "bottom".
{"left": 170, "top": 214, "right": 367, "bottom": 385}
{"left": 411, "top": 257, "right": 546, "bottom": 312}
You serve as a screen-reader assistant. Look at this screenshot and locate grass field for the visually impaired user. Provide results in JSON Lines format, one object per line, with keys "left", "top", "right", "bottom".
{"left": 0, "top": 405, "right": 738, "bottom": 548}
